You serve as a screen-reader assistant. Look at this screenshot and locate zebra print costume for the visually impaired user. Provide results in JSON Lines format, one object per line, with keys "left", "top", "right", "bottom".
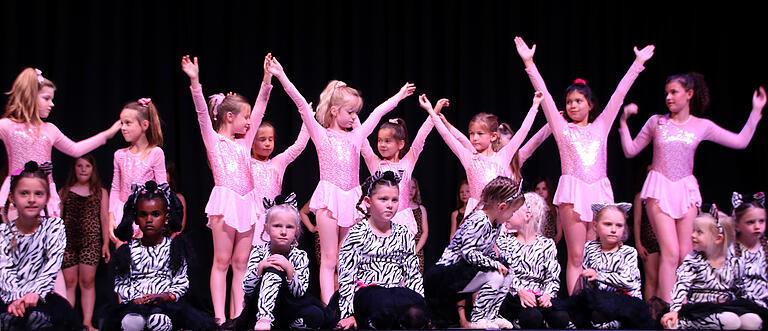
{"left": 471, "top": 233, "right": 560, "bottom": 322}
{"left": 729, "top": 242, "right": 768, "bottom": 308}
{"left": 113, "top": 237, "right": 187, "bottom": 331}
{"left": 0, "top": 217, "right": 70, "bottom": 330}
{"left": 436, "top": 210, "right": 503, "bottom": 269}
{"left": 582, "top": 240, "right": 642, "bottom": 299}
{"left": 242, "top": 243, "right": 309, "bottom": 325}
{"left": 337, "top": 219, "right": 423, "bottom": 319}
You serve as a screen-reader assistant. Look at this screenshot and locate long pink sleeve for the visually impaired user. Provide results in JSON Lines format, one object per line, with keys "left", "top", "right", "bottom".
{"left": 150, "top": 148, "right": 168, "bottom": 184}
{"left": 449, "top": 124, "right": 475, "bottom": 152}
{"left": 402, "top": 117, "right": 434, "bottom": 165}
{"left": 360, "top": 138, "right": 379, "bottom": 174}
{"left": 47, "top": 123, "right": 108, "bottom": 157}
{"left": 496, "top": 106, "right": 538, "bottom": 165}
{"left": 351, "top": 96, "right": 401, "bottom": 143}
{"left": 429, "top": 113, "right": 472, "bottom": 168}
{"left": 519, "top": 124, "right": 551, "bottom": 164}
{"left": 593, "top": 61, "right": 645, "bottom": 134}
{"left": 271, "top": 124, "right": 310, "bottom": 172}
{"left": 243, "top": 82, "right": 273, "bottom": 147}
{"left": 524, "top": 64, "right": 567, "bottom": 136}
{"left": 702, "top": 111, "right": 762, "bottom": 149}
{"left": 278, "top": 78, "right": 328, "bottom": 144}
{"left": 619, "top": 115, "right": 656, "bottom": 158}
{"left": 190, "top": 86, "right": 219, "bottom": 152}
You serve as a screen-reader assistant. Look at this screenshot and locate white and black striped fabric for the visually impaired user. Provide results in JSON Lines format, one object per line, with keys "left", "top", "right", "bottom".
{"left": 670, "top": 251, "right": 741, "bottom": 312}
{"left": 0, "top": 217, "right": 65, "bottom": 304}
{"left": 242, "top": 243, "right": 309, "bottom": 323}
{"left": 338, "top": 219, "right": 423, "bottom": 319}
{"left": 113, "top": 238, "right": 188, "bottom": 302}
{"left": 581, "top": 240, "right": 642, "bottom": 299}
{"left": 436, "top": 210, "right": 503, "bottom": 269}
{"left": 729, "top": 243, "right": 768, "bottom": 307}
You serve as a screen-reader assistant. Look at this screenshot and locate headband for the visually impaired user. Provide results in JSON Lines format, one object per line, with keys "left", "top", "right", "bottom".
{"left": 129, "top": 181, "right": 172, "bottom": 210}
{"left": 263, "top": 192, "right": 298, "bottom": 211}
{"left": 732, "top": 191, "right": 766, "bottom": 209}
{"left": 367, "top": 170, "right": 403, "bottom": 196}
{"left": 10, "top": 161, "right": 52, "bottom": 178}
{"left": 591, "top": 202, "right": 632, "bottom": 216}
{"left": 503, "top": 179, "right": 524, "bottom": 203}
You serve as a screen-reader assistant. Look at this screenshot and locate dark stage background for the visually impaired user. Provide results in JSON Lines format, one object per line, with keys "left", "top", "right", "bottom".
{"left": 2, "top": 0, "right": 767, "bottom": 317}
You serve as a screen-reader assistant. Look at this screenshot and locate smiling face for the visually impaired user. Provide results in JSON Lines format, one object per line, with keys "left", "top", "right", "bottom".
{"left": 252, "top": 125, "right": 275, "bottom": 159}
{"left": 565, "top": 91, "right": 593, "bottom": 124}
{"left": 377, "top": 128, "right": 405, "bottom": 160}
{"left": 120, "top": 108, "right": 148, "bottom": 144}
{"left": 136, "top": 197, "right": 167, "bottom": 239}
{"left": 36, "top": 86, "right": 55, "bottom": 119}
{"left": 665, "top": 80, "right": 694, "bottom": 114}
{"left": 468, "top": 122, "right": 497, "bottom": 153}
{"left": 9, "top": 177, "right": 49, "bottom": 221}
{"left": 364, "top": 184, "right": 400, "bottom": 223}
{"left": 74, "top": 158, "right": 93, "bottom": 184}
{"left": 594, "top": 208, "right": 626, "bottom": 246}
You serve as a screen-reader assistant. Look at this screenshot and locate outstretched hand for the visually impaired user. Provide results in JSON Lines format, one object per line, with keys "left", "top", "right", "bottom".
{"left": 181, "top": 55, "right": 199, "bottom": 80}
{"left": 396, "top": 83, "right": 416, "bottom": 101}
{"left": 266, "top": 56, "right": 285, "bottom": 78}
{"left": 753, "top": 86, "right": 767, "bottom": 113}
{"left": 622, "top": 103, "right": 639, "bottom": 120}
{"left": 514, "top": 36, "right": 536, "bottom": 64}
{"left": 263, "top": 53, "right": 274, "bottom": 83}
{"left": 434, "top": 98, "right": 450, "bottom": 114}
{"left": 418, "top": 94, "right": 434, "bottom": 113}
{"left": 532, "top": 91, "right": 544, "bottom": 105}
{"left": 634, "top": 45, "right": 655, "bottom": 64}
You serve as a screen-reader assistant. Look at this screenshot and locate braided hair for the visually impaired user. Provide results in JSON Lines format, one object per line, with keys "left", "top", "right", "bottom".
{"left": 1, "top": 161, "right": 50, "bottom": 250}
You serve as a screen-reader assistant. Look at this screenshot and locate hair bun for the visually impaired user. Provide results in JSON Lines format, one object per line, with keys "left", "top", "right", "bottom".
{"left": 23, "top": 161, "right": 39, "bottom": 172}
{"left": 573, "top": 78, "right": 587, "bottom": 86}
{"left": 144, "top": 180, "right": 158, "bottom": 192}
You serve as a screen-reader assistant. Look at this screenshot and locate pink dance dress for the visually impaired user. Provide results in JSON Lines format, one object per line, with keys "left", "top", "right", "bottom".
{"left": 190, "top": 82, "right": 272, "bottom": 232}
{"left": 524, "top": 61, "right": 645, "bottom": 221}
{"left": 361, "top": 118, "right": 434, "bottom": 234}
{"left": 0, "top": 119, "right": 110, "bottom": 217}
{"left": 280, "top": 79, "right": 402, "bottom": 227}
{"left": 619, "top": 112, "right": 761, "bottom": 218}
{"left": 108, "top": 146, "right": 167, "bottom": 224}
{"left": 250, "top": 124, "right": 310, "bottom": 245}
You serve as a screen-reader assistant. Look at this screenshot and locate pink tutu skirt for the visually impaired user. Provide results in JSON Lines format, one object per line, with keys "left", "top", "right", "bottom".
{"left": 205, "top": 186, "right": 258, "bottom": 233}
{"left": 0, "top": 175, "right": 61, "bottom": 218}
{"left": 640, "top": 170, "right": 701, "bottom": 219}
{"left": 391, "top": 207, "right": 418, "bottom": 235}
{"left": 553, "top": 175, "right": 614, "bottom": 222}
{"left": 465, "top": 198, "right": 480, "bottom": 219}
{"left": 252, "top": 202, "right": 269, "bottom": 245}
{"left": 309, "top": 180, "right": 362, "bottom": 227}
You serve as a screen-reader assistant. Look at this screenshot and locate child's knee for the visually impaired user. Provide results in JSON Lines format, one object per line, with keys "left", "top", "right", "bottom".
{"left": 121, "top": 313, "right": 146, "bottom": 331}
{"left": 717, "top": 312, "right": 741, "bottom": 330}
{"left": 739, "top": 313, "right": 763, "bottom": 330}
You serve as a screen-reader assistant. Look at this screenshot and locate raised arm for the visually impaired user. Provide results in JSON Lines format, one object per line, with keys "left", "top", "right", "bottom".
{"left": 360, "top": 137, "right": 380, "bottom": 174}
{"left": 519, "top": 124, "right": 551, "bottom": 165}
{"left": 181, "top": 55, "right": 220, "bottom": 151}
{"left": 243, "top": 54, "right": 275, "bottom": 146}
{"left": 497, "top": 91, "right": 543, "bottom": 165}
{"left": 48, "top": 121, "right": 120, "bottom": 158}
{"left": 272, "top": 124, "right": 311, "bottom": 172}
{"left": 419, "top": 94, "right": 472, "bottom": 166}
{"left": 402, "top": 116, "right": 434, "bottom": 165}
{"left": 515, "top": 37, "right": 566, "bottom": 134}
{"left": 618, "top": 104, "right": 655, "bottom": 158}
{"left": 433, "top": 99, "right": 475, "bottom": 152}
{"left": 702, "top": 87, "right": 765, "bottom": 149}
{"left": 266, "top": 57, "right": 327, "bottom": 141}
{"left": 594, "top": 45, "right": 654, "bottom": 132}
{"left": 353, "top": 82, "right": 416, "bottom": 140}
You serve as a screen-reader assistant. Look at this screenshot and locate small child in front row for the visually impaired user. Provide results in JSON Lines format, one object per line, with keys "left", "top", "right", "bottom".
{"left": 227, "top": 194, "right": 327, "bottom": 330}
{"left": 729, "top": 192, "right": 768, "bottom": 308}
{"left": 0, "top": 161, "right": 79, "bottom": 331}
{"left": 662, "top": 210, "right": 765, "bottom": 330}
{"left": 424, "top": 176, "right": 525, "bottom": 328}
{"left": 335, "top": 171, "right": 427, "bottom": 330}
{"left": 471, "top": 192, "right": 571, "bottom": 329}
{"left": 104, "top": 181, "right": 213, "bottom": 331}
{"left": 566, "top": 203, "right": 651, "bottom": 329}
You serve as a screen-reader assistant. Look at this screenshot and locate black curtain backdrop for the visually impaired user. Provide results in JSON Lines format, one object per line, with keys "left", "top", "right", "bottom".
{"left": 2, "top": 0, "right": 766, "bottom": 315}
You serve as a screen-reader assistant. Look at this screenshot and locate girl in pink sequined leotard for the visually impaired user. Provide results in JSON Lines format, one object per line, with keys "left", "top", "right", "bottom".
{"left": 181, "top": 54, "right": 275, "bottom": 321}
{"left": 419, "top": 92, "right": 542, "bottom": 215}
{"left": 108, "top": 98, "right": 167, "bottom": 238}
{"left": 618, "top": 73, "right": 765, "bottom": 302}
{"left": 265, "top": 56, "right": 415, "bottom": 304}
{"left": 514, "top": 36, "right": 654, "bottom": 295}
{"left": 249, "top": 120, "right": 310, "bottom": 246}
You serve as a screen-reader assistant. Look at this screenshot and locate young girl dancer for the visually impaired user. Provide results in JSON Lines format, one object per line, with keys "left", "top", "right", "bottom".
{"left": 0, "top": 68, "right": 121, "bottom": 218}
{"left": 250, "top": 119, "right": 310, "bottom": 245}
{"left": 336, "top": 171, "right": 426, "bottom": 330}
{"left": 0, "top": 161, "right": 78, "bottom": 331}
{"left": 109, "top": 98, "right": 167, "bottom": 238}
{"left": 514, "top": 36, "right": 655, "bottom": 294}
{"left": 228, "top": 194, "right": 326, "bottom": 330}
{"left": 420, "top": 92, "right": 542, "bottom": 214}
{"left": 567, "top": 203, "right": 651, "bottom": 329}
{"left": 661, "top": 212, "right": 764, "bottom": 330}
{"left": 450, "top": 179, "right": 470, "bottom": 239}
{"left": 729, "top": 192, "right": 768, "bottom": 307}
{"left": 471, "top": 192, "right": 571, "bottom": 329}
{"left": 105, "top": 181, "right": 213, "bottom": 331}
{"left": 618, "top": 79, "right": 765, "bottom": 303}
{"left": 59, "top": 155, "right": 109, "bottom": 331}
{"left": 181, "top": 54, "right": 274, "bottom": 321}
{"left": 264, "top": 55, "right": 415, "bottom": 304}
{"left": 424, "top": 176, "right": 525, "bottom": 328}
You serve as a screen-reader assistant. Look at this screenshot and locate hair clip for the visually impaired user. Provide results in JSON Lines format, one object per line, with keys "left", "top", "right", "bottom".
{"left": 129, "top": 181, "right": 172, "bottom": 208}
{"left": 335, "top": 81, "right": 347, "bottom": 89}
{"left": 573, "top": 78, "right": 587, "bottom": 85}
{"left": 388, "top": 118, "right": 399, "bottom": 124}
{"left": 10, "top": 161, "right": 53, "bottom": 178}
{"left": 732, "top": 191, "right": 765, "bottom": 209}
{"left": 138, "top": 97, "right": 152, "bottom": 107}
{"left": 503, "top": 179, "right": 524, "bottom": 203}
{"left": 704, "top": 203, "right": 724, "bottom": 234}
{"left": 35, "top": 69, "right": 44, "bottom": 84}
{"left": 262, "top": 192, "right": 298, "bottom": 211}
{"left": 591, "top": 202, "right": 632, "bottom": 216}
{"left": 209, "top": 93, "right": 226, "bottom": 120}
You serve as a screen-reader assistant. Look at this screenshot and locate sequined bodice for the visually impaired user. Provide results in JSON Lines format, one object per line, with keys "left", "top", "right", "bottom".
{"left": 2, "top": 122, "right": 53, "bottom": 171}
{"left": 250, "top": 159, "right": 283, "bottom": 201}
{"left": 115, "top": 150, "right": 161, "bottom": 202}
{"left": 559, "top": 124, "right": 606, "bottom": 183}
{"left": 467, "top": 154, "right": 512, "bottom": 199}
{"left": 316, "top": 131, "right": 361, "bottom": 191}
{"left": 652, "top": 117, "right": 701, "bottom": 181}
{"left": 376, "top": 160, "right": 412, "bottom": 212}
{"left": 209, "top": 137, "right": 254, "bottom": 196}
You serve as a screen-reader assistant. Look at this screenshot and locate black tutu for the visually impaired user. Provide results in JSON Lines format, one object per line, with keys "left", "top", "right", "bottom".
{"left": 101, "top": 300, "right": 216, "bottom": 331}
{"left": 563, "top": 287, "right": 653, "bottom": 329}
{"left": 353, "top": 285, "right": 428, "bottom": 329}
{"left": 0, "top": 292, "right": 81, "bottom": 331}
{"left": 679, "top": 298, "right": 768, "bottom": 330}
